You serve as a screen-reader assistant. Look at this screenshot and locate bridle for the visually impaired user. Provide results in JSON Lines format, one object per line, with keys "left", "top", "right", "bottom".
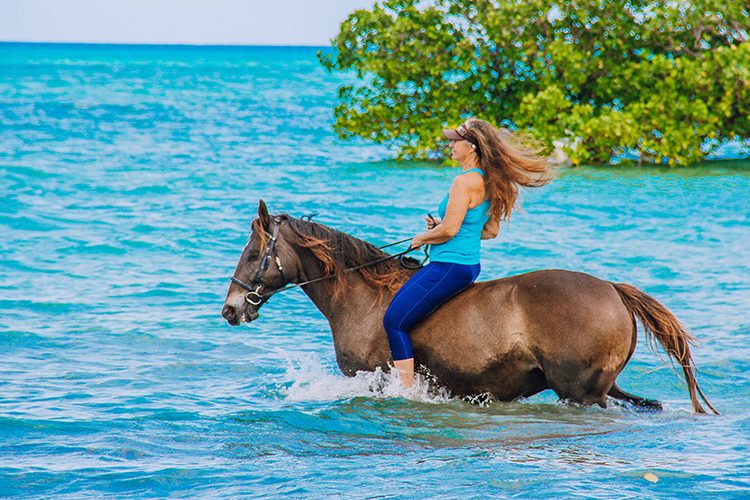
{"left": 230, "top": 215, "right": 288, "bottom": 306}
{"left": 230, "top": 216, "right": 428, "bottom": 307}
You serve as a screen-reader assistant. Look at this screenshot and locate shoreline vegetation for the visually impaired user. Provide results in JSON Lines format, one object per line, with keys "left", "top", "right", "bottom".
{"left": 359, "top": 156, "right": 750, "bottom": 174}
{"left": 320, "top": 0, "right": 750, "bottom": 167}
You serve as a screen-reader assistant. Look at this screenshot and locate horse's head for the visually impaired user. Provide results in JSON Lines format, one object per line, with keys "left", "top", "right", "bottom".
{"left": 222, "top": 200, "right": 299, "bottom": 325}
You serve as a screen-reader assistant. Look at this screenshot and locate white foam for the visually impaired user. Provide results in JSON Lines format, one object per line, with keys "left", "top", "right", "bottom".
{"left": 280, "top": 353, "right": 455, "bottom": 404}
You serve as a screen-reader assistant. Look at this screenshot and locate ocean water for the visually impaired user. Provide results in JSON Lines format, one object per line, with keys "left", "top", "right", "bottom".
{"left": 1, "top": 43, "right": 749, "bottom": 498}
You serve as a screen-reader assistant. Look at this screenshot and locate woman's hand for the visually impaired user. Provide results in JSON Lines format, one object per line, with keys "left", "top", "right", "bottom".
{"left": 424, "top": 215, "right": 442, "bottom": 230}
{"left": 410, "top": 233, "right": 428, "bottom": 250}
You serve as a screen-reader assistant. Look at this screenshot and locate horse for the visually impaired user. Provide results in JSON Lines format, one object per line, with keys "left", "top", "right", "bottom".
{"left": 222, "top": 200, "right": 717, "bottom": 414}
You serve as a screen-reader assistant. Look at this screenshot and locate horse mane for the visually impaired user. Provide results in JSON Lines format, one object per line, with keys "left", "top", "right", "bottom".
{"left": 274, "top": 214, "right": 417, "bottom": 303}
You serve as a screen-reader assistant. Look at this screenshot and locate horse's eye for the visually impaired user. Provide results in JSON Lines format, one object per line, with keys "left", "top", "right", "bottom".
{"left": 247, "top": 250, "right": 260, "bottom": 261}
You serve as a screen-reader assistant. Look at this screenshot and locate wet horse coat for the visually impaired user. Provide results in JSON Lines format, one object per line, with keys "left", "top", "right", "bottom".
{"left": 223, "top": 202, "right": 717, "bottom": 414}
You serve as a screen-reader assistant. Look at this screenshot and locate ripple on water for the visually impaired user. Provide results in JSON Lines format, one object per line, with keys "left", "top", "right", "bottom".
{"left": 1, "top": 43, "right": 749, "bottom": 497}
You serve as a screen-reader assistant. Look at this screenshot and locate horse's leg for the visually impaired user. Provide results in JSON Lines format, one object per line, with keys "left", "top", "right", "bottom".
{"left": 608, "top": 383, "right": 662, "bottom": 410}
{"left": 541, "top": 361, "right": 616, "bottom": 408}
{"left": 509, "top": 271, "right": 638, "bottom": 408}
{"left": 487, "top": 364, "right": 548, "bottom": 401}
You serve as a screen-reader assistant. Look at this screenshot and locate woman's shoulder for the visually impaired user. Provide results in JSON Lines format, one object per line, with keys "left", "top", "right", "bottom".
{"left": 454, "top": 170, "right": 483, "bottom": 184}
{"left": 452, "top": 172, "right": 484, "bottom": 195}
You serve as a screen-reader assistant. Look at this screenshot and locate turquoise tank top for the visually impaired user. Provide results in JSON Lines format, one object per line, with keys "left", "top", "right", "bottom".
{"left": 430, "top": 167, "right": 491, "bottom": 265}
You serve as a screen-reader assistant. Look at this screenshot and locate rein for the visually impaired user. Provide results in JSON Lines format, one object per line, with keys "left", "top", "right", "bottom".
{"left": 230, "top": 216, "right": 428, "bottom": 306}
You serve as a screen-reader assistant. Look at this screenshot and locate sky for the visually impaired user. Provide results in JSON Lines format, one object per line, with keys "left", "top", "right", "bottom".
{"left": 0, "top": 0, "right": 378, "bottom": 46}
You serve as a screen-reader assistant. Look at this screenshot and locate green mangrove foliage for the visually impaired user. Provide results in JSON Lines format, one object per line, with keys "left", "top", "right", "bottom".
{"left": 319, "top": 0, "right": 749, "bottom": 166}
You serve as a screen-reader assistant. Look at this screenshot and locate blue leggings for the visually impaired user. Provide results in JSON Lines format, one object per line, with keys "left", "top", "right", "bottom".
{"left": 383, "top": 261, "right": 481, "bottom": 361}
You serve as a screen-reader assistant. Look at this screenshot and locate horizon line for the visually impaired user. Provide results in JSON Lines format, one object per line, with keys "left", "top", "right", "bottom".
{"left": 0, "top": 40, "right": 332, "bottom": 49}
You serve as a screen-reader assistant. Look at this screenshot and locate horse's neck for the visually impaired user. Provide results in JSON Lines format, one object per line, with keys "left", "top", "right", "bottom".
{"left": 298, "top": 257, "right": 388, "bottom": 328}
{"left": 296, "top": 250, "right": 393, "bottom": 364}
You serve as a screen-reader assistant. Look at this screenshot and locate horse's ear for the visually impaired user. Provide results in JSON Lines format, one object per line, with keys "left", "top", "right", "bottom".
{"left": 257, "top": 199, "right": 271, "bottom": 230}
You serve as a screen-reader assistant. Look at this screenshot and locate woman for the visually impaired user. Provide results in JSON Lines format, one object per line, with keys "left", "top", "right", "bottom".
{"left": 383, "top": 118, "right": 554, "bottom": 387}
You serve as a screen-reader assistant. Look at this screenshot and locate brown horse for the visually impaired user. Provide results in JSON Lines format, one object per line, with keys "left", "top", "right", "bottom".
{"left": 222, "top": 201, "right": 717, "bottom": 414}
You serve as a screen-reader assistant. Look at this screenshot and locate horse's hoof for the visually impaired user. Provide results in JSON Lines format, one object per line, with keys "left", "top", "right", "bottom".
{"left": 635, "top": 398, "right": 663, "bottom": 410}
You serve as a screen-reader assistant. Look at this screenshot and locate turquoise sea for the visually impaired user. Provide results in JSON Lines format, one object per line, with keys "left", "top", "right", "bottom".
{"left": 1, "top": 43, "right": 749, "bottom": 497}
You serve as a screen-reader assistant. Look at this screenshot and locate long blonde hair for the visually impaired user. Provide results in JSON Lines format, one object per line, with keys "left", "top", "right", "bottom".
{"left": 461, "top": 118, "right": 554, "bottom": 221}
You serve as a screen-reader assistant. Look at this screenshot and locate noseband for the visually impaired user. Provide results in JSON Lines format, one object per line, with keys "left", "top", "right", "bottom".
{"left": 230, "top": 216, "right": 428, "bottom": 308}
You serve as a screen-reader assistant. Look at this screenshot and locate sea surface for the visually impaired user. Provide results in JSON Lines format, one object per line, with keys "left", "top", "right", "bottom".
{"left": 1, "top": 43, "right": 749, "bottom": 498}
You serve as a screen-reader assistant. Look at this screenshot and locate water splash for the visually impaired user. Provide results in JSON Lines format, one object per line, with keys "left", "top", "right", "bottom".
{"left": 280, "top": 353, "right": 454, "bottom": 404}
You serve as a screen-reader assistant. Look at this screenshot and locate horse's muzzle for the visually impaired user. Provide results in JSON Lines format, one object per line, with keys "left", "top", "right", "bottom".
{"left": 222, "top": 304, "right": 259, "bottom": 325}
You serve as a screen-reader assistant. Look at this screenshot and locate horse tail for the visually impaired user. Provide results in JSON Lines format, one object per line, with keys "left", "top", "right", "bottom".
{"left": 610, "top": 282, "right": 718, "bottom": 415}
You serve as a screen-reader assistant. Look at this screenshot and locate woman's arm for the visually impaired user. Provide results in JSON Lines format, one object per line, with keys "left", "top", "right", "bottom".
{"left": 411, "top": 177, "right": 471, "bottom": 248}
{"left": 481, "top": 214, "right": 500, "bottom": 240}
